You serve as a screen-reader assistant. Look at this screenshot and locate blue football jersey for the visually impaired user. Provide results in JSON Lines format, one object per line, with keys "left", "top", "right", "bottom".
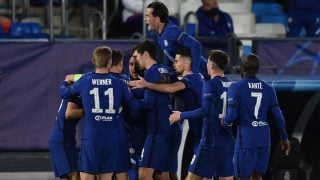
{"left": 60, "top": 72, "right": 139, "bottom": 139}
{"left": 181, "top": 76, "right": 234, "bottom": 148}
{"left": 138, "top": 64, "right": 180, "bottom": 133}
{"left": 49, "top": 97, "right": 82, "bottom": 143}
{"left": 176, "top": 73, "right": 204, "bottom": 139}
{"left": 109, "top": 72, "right": 129, "bottom": 85}
{"left": 224, "top": 77, "right": 288, "bottom": 148}
{"left": 154, "top": 21, "right": 202, "bottom": 73}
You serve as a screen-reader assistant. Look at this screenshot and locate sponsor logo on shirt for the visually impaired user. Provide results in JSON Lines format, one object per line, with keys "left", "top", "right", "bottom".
{"left": 158, "top": 67, "right": 169, "bottom": 74}
{"left": 95, "top": 115, "right": 112, "bottom": 121}
{"left": 251, "top": 121, "right": 268, "bottom": 127}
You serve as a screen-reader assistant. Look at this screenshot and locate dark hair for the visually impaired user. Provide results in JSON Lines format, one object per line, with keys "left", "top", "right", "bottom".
{"left": 241, "top": 53, "right": 259, "bottom": 77}
{"left": 147, "top": 1, "right": 169, "bottom": 23}
{"left": 176, "top": 48, "right": 192, "bottom": 59}
{"left": 132, "top": 40, "right": 157, "bottom": 60}
{"left": 111, "top": 49, "right": 123, "bottom": 67}
{"left": 208, "top": 50, "right": 229, "bottom": 71}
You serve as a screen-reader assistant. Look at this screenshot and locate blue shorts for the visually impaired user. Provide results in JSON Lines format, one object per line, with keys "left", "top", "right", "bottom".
{"left": 188, "top": 145, "right": 234, "bottom": 178}
{"left": 79, "top": 138, "right": 130, "bottom": 174}
{"left": 140, "top": 132, "right": 180, "bottom": 172}
{"left": 233, "top": 147, "right": 270, "bottom": 177}
{"left": 48, "top": 141, "right": 78, "bottom": 177}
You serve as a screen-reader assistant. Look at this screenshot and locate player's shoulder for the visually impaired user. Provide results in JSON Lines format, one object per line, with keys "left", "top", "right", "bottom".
{"left": 260, "top": 79, "right": 275, "bottom": 92}
{"left": 230, "top": 78, "right": 246, "bottom": 89}
{"left": 80, "top": 72, "right": 94, "bottom": 79}
{"left": 149, "top": 64, "right": 170, "bottom": 75}
{"left": 75, "top": 72, "right": 93, "bottom": 82}
{"left": 164, "top": 22, "right": 182, "bottom": 37}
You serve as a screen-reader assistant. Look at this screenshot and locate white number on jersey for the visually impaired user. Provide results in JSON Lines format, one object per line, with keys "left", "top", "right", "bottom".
{"left": 90, "top": 87, "right": 115, "bottom": 114}
{"left": 251, "top": 92, "right": 262, "bottom": 119}
{"left": 219, "top": 91, "right": 227, "bottom": 119}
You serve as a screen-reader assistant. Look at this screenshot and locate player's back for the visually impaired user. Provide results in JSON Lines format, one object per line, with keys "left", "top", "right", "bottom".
{"left": 75, "top": 72, "right": 135, "bottom": 139}
{"left": 231, "top": 77, "right": 277, "bottom": 148}
{"left": 202, "top": 76, "right": 234, "bottom": 148}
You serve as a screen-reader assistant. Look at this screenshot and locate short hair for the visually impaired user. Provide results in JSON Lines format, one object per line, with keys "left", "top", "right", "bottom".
{"left": 132, "top": 40, "right": 157, "bottom": 60}
{"left": 241, "top": 53, "right": 259, "bottom": 76}
{"left": 176, "top": 48, "right": 192, "bottom": 59}
{"left": 208, "top": 50, "right": 229, "bottom": 71}
{"left": 111, "top": 49, "right": 123, "bottom": 67}
{"left": 92, "top": 46, "right": 112, "bottom": 68}
{"left": 147, "top": 1, "right": 169, "bottom": 23}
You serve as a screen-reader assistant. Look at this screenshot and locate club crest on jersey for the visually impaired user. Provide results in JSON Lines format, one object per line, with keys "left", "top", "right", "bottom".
{"left": 164, "top": 40, "right": 168, "bottom": 47}
{"left": 158, "top": 67, "right": 168, "bottom": 74}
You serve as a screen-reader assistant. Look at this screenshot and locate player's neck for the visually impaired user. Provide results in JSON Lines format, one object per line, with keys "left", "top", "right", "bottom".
{"left": 158, "top": 22, "right": 166, "bottom": 34}
{"left": 145, "top": 59, "right": 157, "bottom": 69}
{"left": 211, "top": 71, "right": 224, "bottom": 78}
{"left": 182, "top": 70, "right": 192, "bottom": 77}
{"left": 95, "top": 67, "right": 109, "bottom": 74}
{"left": 109, "top": 67, "right": 121, "bottom": 74}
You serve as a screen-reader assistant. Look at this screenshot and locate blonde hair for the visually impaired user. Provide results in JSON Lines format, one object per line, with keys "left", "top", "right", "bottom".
{"left": 92, "top": 46, "right": 112, "bottom": 68}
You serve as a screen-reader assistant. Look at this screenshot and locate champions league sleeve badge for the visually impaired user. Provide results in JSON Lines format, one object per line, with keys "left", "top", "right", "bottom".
{"left": 164, "top": 40, "right": 168, "bottom": 47}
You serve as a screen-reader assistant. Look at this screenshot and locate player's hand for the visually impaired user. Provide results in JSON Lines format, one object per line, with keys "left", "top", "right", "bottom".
{"left": 281, "top": 139, "right": 291, "bottom": 156}
{"left": 65, "top": 74, "right": 75, "bottom": 83}
{"left": 129, "top": 76, "right": 149, "bottom": 89}
{"left": 169, "top": 111, "right": 181, "bottom": 125}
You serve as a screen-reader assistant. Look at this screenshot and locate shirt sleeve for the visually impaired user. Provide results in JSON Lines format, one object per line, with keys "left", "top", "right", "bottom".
{"left": 224, "top": 83, "right": 239, "bottom": 125}
{"left": 269, "top": 87, "right": 288, "bottom": 141}
{"left": 180, "top": 81, "right": 213, "bottom": 120}
{"left": 59, "top": 79, "right": 82, "bottom": 99}
{"left": 121, "top": 82, "right": 141, "bottom": 118}
{"left": 138, "top": 89, "right": 155, "bottom": 109}
{"left": 180, "top": 75, "right": 192, "bottom": 89}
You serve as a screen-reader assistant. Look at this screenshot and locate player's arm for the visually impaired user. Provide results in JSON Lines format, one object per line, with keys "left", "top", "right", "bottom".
{"left": 169, "top": 99, "right": 212, "bottom": 124}
{"left": 269, "top": 104, "right": 291, "bottom": 155}
{"left": 129, "top": 76, "right": 186, "bottom": 93}
{"left": 121, "top": 82, "right": 141, "bottom": 118}
{"left": 60, "top": 74, "right": 83, "bottom": 99}
{"left": 137, "top": 89, "right": 155, "bottom": 109}
{"left": 169, "top": 82, "right": 213, "bottom": 124}
{"left": 65, "top": 101, "right": 84, "bottom": 120}
{"left": 59, "top": 75, "right": 82, "bottom": 99}
{"left": 269, "top": 88, "right": 291, "bottom": 155}
{"left": 177, "top": 31, "right": 202, "bottom": 72}
{"left": 223, "top": 83, "right": 239, "bottom": 126}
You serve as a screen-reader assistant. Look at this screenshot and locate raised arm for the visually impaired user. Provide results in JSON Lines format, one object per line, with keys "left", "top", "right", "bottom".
{"left": 59, "top": 75, "right": 82, "bottom": 99}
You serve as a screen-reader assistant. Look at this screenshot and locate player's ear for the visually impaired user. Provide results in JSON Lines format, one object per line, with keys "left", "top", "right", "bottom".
{"left": 91, "top": 58, "right": 95, "bottom": 66}
{"left": 143, "top": 51, "right": 149, "bottom": 58}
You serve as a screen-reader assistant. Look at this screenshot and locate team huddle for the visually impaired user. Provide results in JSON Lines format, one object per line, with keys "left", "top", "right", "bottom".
{"left": 48, "top": 1, "right": 291, "bottom": 180}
